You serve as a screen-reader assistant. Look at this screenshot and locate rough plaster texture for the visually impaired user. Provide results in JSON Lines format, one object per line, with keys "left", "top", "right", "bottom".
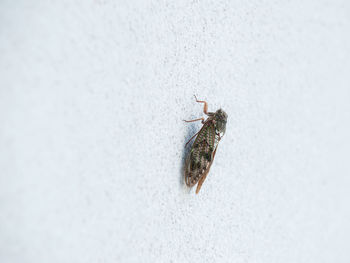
{"left": 1, "top": 1, "right": 350, "bottom": 262}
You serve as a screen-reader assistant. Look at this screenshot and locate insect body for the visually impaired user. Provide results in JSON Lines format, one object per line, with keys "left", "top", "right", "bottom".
{"left": 184, "top": 96, "right": 228, "bottom": 194}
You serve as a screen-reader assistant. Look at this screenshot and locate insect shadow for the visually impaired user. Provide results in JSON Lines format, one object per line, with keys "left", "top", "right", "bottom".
{"left": 179, "top": 121, "right": 199, "bottom": 190}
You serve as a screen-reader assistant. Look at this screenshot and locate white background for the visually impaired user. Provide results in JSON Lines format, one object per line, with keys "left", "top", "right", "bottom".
{"left": 1, "top": 1, "right": 350, "bottom": 262}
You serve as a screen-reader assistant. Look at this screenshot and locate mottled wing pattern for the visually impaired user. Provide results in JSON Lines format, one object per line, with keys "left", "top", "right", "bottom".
{"left": 185, "top": 120, "right": 218, "bottom": 192}
{"left": 195, "top": 146, "right": 217, "bottom": 194}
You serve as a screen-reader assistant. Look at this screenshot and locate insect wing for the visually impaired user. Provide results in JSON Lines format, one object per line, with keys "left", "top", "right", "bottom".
{"left": 195, "top": 146, "right": 218, "bottom": 194}
{"left": 185, "top": 120, "right": 218, "bottom": 191}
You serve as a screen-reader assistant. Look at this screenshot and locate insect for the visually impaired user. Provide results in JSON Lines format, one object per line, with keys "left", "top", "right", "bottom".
{"left": 184, "top": 95, "right": 228, "bottom": 194}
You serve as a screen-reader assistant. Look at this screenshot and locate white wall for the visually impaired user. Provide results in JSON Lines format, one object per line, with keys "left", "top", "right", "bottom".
{"left": 1, "top": 1, "right": 350, "bottom": 262}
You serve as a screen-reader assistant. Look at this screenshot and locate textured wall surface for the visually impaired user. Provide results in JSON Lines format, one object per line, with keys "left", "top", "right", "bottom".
{"left": 1, "top": 1, "right": 350, "bottom": 262}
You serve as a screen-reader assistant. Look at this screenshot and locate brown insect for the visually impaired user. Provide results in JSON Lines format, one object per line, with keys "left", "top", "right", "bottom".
{"left": 184, "top": 96, "right": 228, "bottom": 194}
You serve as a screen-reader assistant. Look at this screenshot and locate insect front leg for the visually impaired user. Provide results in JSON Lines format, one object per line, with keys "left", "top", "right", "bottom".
{"left": 194, "top": 95, "right": 209, "bottom": 115}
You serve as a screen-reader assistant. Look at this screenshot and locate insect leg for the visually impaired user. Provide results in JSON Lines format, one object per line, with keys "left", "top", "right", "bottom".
{"left": 183, "top": 117, "right": 205, "bottom": 124}
{"left": 185, "top": 130, "right": 200, "bottom": 147}
{"left": 194, "top": 95, "right": 208, "bottom": 115}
